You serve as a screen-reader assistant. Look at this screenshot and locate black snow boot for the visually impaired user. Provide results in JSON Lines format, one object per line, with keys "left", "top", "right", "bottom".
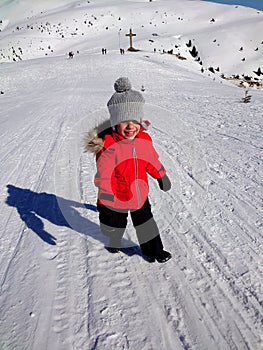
{"left": 143, "top": 250, "right": 172, "bottom": 263}
{"left": 155, "top": 250, "right": 172, "bottom": 263}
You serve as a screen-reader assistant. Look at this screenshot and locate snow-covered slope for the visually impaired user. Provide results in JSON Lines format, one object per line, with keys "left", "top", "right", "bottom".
{"left": 1, "top": 0, "right": 263, "bottom": 81}
{"left": 0, "top": 1, "right": 262, "bottom": 350}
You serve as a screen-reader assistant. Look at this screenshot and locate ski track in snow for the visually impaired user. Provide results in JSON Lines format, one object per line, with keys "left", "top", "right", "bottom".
{"left": 0, "top": 32, "right": 262, "bottom": 350}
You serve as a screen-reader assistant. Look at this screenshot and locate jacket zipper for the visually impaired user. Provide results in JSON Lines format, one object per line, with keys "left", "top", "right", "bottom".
{"left": 132, "top": 143, "right": 141, "bottom": 208}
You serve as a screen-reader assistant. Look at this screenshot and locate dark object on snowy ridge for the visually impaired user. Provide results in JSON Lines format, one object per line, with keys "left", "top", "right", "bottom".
{"left": 186, "top": 40, "right": 192, "bottom": 48}
{"left": 242, "top": 95, "right": 252, "bottom": 103}
{"left": 208, "top": 67, "right": 215, "bottom": 73}
{"left": 189, "top": 46, "right": 198, "bottom": 58}
{"left": 241, "top": 90, "right": 252, "bottom": 103}
{"left": 253, "top": 67, "right": 262, "bottom": 76}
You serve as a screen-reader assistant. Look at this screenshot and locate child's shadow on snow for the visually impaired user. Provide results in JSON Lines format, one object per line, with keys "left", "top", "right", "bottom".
{"left": 5, "top": 184, "right": 139, "bottom": 257}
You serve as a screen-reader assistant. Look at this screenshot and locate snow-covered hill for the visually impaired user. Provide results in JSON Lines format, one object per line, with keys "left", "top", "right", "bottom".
{"left": 1, "top": 0, "right": 263, "bottom": 84}
{"left": 0, "top": 1, "right": 262, "bottom": 350}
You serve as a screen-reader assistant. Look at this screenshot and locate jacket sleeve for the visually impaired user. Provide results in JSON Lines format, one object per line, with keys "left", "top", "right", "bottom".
{"left": 146, "top": 139, "right": 166, "bottom": 179}
{"left": 94, "top": 145, "right": 116, "bottom": 204}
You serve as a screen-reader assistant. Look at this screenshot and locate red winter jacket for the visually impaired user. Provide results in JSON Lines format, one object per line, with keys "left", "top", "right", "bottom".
{"left": 94, "top": 128, "right": 166, "bottom": 210}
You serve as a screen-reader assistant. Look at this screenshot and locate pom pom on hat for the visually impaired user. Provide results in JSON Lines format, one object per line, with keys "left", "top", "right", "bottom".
{"left": 114, "top": 77, "right": 132, "bottom": 92}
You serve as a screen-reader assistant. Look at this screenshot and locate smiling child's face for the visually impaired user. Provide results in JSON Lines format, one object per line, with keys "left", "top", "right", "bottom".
{"left": 116, "top": 120, "right": 141, "bottom": 139}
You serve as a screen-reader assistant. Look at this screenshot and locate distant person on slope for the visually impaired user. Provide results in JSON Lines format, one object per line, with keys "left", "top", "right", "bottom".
{"left": 85, "top": 77, "right": 172, "bottom": 263}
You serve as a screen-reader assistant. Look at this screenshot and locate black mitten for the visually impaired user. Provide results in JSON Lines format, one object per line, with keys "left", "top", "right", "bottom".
{"left": 157, "top": 174, "right": 171, "bottom": 192}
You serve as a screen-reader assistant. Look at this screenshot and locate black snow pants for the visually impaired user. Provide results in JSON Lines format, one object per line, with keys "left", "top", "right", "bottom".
{"left": 97, "top": 197, "right": 164, "bottom": 256}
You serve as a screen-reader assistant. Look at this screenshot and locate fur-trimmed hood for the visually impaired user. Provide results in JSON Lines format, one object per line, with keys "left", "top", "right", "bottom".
{"left": 84, "top": 118, "right": 151, "bottom": 154}
{"left": 84, "top": 119, "right": 112, "bottom": 154}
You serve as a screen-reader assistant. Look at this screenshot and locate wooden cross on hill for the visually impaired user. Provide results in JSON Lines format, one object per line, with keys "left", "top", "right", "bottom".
{"left": 126, "top": 28, "right": 136, "bottom": 50}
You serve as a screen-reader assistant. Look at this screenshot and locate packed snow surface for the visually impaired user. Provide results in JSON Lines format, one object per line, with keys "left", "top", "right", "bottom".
{"left": 0, "top": 0, "right": 262, "bottom": 349}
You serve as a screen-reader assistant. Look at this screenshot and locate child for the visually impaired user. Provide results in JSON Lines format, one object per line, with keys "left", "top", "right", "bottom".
{"left": 85, "top": 77, "right": 172, "bottom": 263}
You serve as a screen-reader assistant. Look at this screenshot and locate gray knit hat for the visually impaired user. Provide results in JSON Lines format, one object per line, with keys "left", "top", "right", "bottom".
{"left": 107, "top": 77, "right": 145, "bottom": 126}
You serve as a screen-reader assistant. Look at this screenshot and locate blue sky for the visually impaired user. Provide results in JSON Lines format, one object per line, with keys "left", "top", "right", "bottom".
{"left": 202, "top": 0, "right": 263, "bottom": 10}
